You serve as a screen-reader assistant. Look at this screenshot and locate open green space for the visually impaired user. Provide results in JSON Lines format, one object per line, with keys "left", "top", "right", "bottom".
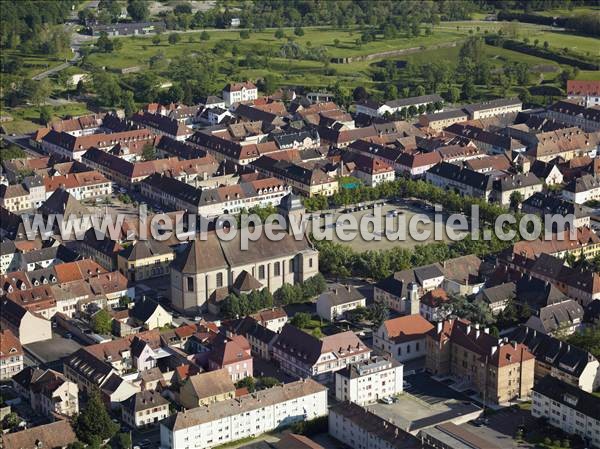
{"left": 0, "top": 102, "right": 93, "bottom": 135}
{"left": 84, "top": 26, "right": 477, "bottom": 69}
{"left": 75, "top": 20, "right": 600, "bottom": 98}
{"left": 3, "top": 48, "right": 74, "bottom": 79}
{"left": 576, "top": 70, "right": 600, "bottom": 80}
{"left": 531, "top": 6, "right": 600, "bottom": 17}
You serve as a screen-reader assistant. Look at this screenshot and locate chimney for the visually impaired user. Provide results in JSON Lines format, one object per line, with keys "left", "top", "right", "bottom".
{"left": 491, "top": 345, "right": 498, "bottom": 355}
{"left": 437, "top": 321, "right": 443, "bottom": 334}
{"left": 511, "top": 340, "right": 517, "bottom": 349}
{"left": 484, "top": 327, "right": 489, "bottom": 334}
{"left": 466, "top": 324, "right": 471, "bottom": 334}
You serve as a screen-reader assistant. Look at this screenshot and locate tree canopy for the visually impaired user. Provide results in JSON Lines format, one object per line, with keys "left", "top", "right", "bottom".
{"left": 74, "top": 388, "right": 118, "bottom": 443}
{"left": 91, "top": 309, "right": 113, "bottom": 335}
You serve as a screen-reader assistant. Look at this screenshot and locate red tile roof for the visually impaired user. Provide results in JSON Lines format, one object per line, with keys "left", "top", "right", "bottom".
{"left": 428, "top": 319, "right": 534, "bottom": 367}
{"left": 0, "top": 329, "right": 23, "bottom": 359}
{"left": 382, "top": 315, "right": 435, "bottom": 343}
{"left": 567, "top": 80, "right": 600, "bottom": 97}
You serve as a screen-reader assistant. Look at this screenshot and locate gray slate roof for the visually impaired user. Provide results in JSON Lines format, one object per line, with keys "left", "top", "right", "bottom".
{"left": 506, "top": 325, "right": 596, "bottom": 378}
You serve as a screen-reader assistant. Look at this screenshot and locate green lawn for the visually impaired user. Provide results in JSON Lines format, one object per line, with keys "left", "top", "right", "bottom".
{"left": 520, "top": 29, "right": 600, "bottom": 56}
{"left": 12, "top": 20, "right": 594, "bottom": 110}
{"left": 80, "top": 21, "right": 590, "bottom": 94}
{"left": 84, "top": 20, "right": 567, "bottom": 70}
{"left": 577, "top": 70, "right": 600, "bottom": 81}
{"left": 85, "top": 26, "right": 477, "bottom": 69}
{"left": 4, "top": 48, "right": 74, "bottom": 79}
{"left": 1, "top": 102, "right": 93, "bottom": 135}
{"left": 532, "top": 6, "right": 600, "bottom": 17}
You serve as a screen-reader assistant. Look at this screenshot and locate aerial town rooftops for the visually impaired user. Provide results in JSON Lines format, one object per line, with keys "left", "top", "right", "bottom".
{"left": 533, "top": 375, "right": 600, "bottom": 417}
{"left": 223, "top": 81, "right": 257, "bottom": 92}
{"left": 507, "top": 325, "right": 597, "bottom": 377}
{"left": 463, "top": 98, "right": 522, "bottom": 114}
{"left": 382, "top": 315, "right": 435, "bottom": 343}
{"left": 164, "top": 379, "right": 326, "bottom": 431}
{"left": 430, "top": 319, "right": 535, "bottom": 367}
{"left": 566, "top": 80, "right": 600, "bottom": 97}
{"left": 330, "top": 402, "right": 422, "bottom": 449}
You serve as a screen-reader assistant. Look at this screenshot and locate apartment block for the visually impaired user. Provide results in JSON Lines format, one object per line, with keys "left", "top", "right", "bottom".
{"left": 532, "top": 376, "right": 600, "bottom": 448}
{"left": 159, "top": 379, "right": 327, "bottom": 449}
{"left": 426, "top": 319, "right": 535, "bottom": 405}
{"left": 334, "top": 356, "right": 403, "bottom": 405}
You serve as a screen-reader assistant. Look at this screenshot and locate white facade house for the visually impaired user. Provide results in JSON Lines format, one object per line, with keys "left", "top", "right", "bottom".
{"left": 563, "top": 174, "right": 600, "bottom": 204}
{"left": 0, "top": 299, "right": 52, "bottom": 345}
{"left": 222, "top": 82, "right": 258, "bottom": 107}
{"left": 122, "top": 390, "right": 170, "bottom": 429}
{"left": 0, "top": 241, "right": 19, "bottom": 275}
{"left": 0, "top": 330, "right": 23, "bottom": 381}
{"left": 37, "top": 374, "right": 79, "bottom": 418}
{"left": 352, "top": 157, "right": 396, "bottom": 187}
{"left": 567, "top": 80, "right": 600, "bottom": 108}
{"left": 355, "top": 95, "right": 443, "bottom": 118}
{"left": 335, "top": 356, "right": 403, "bottom": 405}
{"left": 532, "top": 376, "right": 600, "bottom": 449}
{"left": 272, "top": 325, "right": 371, "bottom": 383}
{"left": 316, "top": 284, "right": 366, "bottom": 321}
{"left": 373, "top": 315, "right": 434, "bottom": 364}
{"left": 249, "top": 308, "right": 288, "bottom": 333}
{"left": 159, "top": 379, "right": 327, "bottom": 449}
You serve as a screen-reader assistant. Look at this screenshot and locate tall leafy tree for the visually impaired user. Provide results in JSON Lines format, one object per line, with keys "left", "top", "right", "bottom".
{"left": 127, "top": 0, "right": 149, "bottom": 22}
{"left": 74, "top": 388, "right": 118, "bottom": 443}
{"left": 91, "top": 309, "right": 112, "bottom": 334}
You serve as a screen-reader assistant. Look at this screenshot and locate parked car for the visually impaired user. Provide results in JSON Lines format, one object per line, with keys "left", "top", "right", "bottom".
{"left": 380, "top": 396, "right": 394, "bottom": 404}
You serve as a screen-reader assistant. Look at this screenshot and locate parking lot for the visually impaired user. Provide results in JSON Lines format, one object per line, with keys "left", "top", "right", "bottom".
{"left": 404, "top": 373, "right": 471, "bottom": 405}
{"left": 308, "top": 200, "right": 463, "bottom": 252}
{"left": 461, "top": 408, "right": 536, "bottom": 448}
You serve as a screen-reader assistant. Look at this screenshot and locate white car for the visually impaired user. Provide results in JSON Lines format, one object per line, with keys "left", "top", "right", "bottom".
{"left": 380, "top": 396, "right": 394, "bottom": 404}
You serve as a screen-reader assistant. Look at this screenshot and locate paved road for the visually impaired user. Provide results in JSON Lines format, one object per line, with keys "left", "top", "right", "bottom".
{"left": 3, "top": 134, "right": 46, "bottom": 157}
{"left": 31, "top": 1, "right": 98, "bottom": 80}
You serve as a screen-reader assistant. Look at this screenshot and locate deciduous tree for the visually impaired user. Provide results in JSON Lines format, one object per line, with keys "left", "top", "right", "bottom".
{"left": 74, "top": 388, "right": 118, "bottom": 443}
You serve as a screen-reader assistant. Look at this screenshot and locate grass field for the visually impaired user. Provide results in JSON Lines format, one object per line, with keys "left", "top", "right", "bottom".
{"left": 520, "top": 29, "right": 600, "bottom": 56}
{"left": 76, "top": 20, "right": 600, "bottom": 95}
{"left": 4, "top": 48, "right": 74, "bottom": 79}
{"left": 532, "top": 6, "right": 600, "bottom": 17}
{"left": 84, "top": 26, "right": 477, "bottom": 69}
{"left": 0, "top": 102, "right": 93, "bottom": 134}
{"left": 6, "top": 18, "right": 598, "bottom": 124}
